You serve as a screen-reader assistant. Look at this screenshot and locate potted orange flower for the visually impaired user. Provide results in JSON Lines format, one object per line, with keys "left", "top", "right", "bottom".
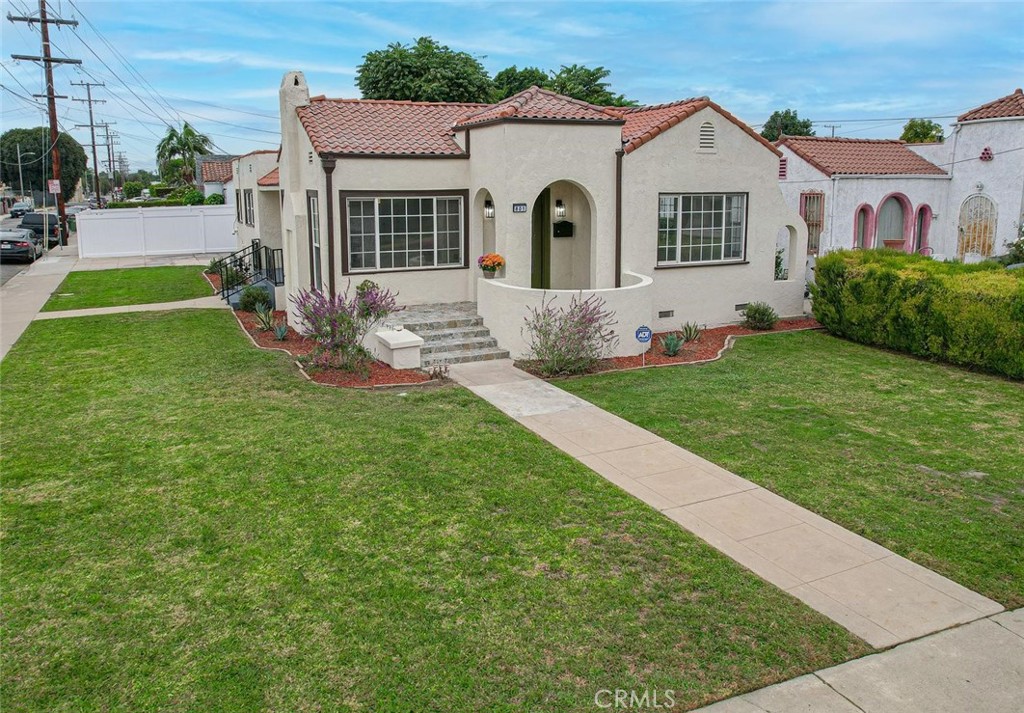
{"left": 477, "top": 253, "right": 505, "bottom": 278}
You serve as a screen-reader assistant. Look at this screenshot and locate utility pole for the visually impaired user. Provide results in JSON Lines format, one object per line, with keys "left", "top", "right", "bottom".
{"left": 9, "top": 2, "right": 80, "bottom": 246}
{"left": 823, "top": 124, "right": 842, "bottom": 138}
{"left": 71, "top": 81, "right": 105, "bottom": 201}
{"left": 15, "top": 143, "right": 36, "bottom": 200}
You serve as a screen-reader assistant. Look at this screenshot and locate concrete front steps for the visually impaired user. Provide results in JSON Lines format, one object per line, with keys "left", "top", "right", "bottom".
{"left": 398, "top": 302, "right": 509, "bottom": 367}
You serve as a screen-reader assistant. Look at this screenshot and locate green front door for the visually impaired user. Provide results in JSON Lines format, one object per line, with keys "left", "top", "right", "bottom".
{"left": 531, "top": 188, "right": 551, "bottom": 289}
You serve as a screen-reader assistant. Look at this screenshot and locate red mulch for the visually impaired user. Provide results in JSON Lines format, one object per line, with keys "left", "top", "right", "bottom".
{"left": 234, "top": 310, "right": 432, "bottom": 388}
{"left": 204, "top": 271, "right": 221, "bottom": 293}
{"left": 604, "top": 318, "right": 820, "bottom": 371}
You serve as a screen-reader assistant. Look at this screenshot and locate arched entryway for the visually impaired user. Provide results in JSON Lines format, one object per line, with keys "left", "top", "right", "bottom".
{"left": 958, "top": 194, "right": 997, "bottom": 259}
{"left": 530, "top": 181, "right": 594, "bottom": 290}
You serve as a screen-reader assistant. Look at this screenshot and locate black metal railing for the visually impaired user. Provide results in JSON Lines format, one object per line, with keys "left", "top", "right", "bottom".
{"left": 211, "top": 239, "right": 285, "bottom": 300}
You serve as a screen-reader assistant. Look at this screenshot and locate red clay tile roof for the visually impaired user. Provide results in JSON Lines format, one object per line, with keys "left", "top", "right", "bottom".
{"left": 958, "top": 88, "right": 1024, "bottom": 122}
{"left": 256, "top": 167, "right": 279, "bottom": 187}
{"left": 454, "top": 86, "right": 623, "bottom": 128}
{"left": 619, "top": 98, "right": 782, "bottom": 156}
{"left": 297, "top": 98, "right": 485, "bottom": 156}
{"left": 200, "top": 159, "right": 233, "bottom": 183}
{"left": 776, "top": 136, "right": 947, "bottom": 176}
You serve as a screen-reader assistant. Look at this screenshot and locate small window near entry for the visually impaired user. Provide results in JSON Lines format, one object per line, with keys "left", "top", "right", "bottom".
{"left": 778, "top": 157, "right": 788, "bottom": 180}
{"left": 235, "top": 190, "right": 242, "bottom": 223}
{"left": 243, "top": 189, "right": 255, "bottom": 227}
{"left": 800, "top": 192, "right": 824, "bottom": 254}
{"left": 698, "top": 121, "right": 715, "bottom": 151}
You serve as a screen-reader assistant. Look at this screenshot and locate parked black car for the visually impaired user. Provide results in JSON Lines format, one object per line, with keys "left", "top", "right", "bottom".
{"left": 9, "top": 201, "right": 33, "bottom": 218}
{"left": 0, "top": 229, "right": 43, "bottom": 262}
{"left": 18, "top": 212, "right": 61, "bottom": 247}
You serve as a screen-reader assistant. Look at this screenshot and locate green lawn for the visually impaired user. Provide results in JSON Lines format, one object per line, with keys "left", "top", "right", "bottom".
{"left": 559, "top": 331, "right": 1024, "bottom": 608}
{"left": 0, "top": 311, "right": 867, "bottom": 712}
{"left": 41, "top": 266, "right": 211, "bottom": 311}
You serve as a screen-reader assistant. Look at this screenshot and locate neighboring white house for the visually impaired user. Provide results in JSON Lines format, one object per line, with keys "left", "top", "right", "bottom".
{"left": 265, "top": 71, "right": 807, "bottom": 359}
{"left": 777, "top": 88, "right": 1024, "bottom": 261}
{"left": 197, "top": 156, "right": 236, "bottom": 203}
{"left": 232, "top": 149, "right": 281, "bottom": 250}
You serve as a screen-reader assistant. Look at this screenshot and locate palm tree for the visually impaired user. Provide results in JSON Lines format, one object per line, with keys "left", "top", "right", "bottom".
{"left": 156, "top": 122, "right": 213, "bottom": 185}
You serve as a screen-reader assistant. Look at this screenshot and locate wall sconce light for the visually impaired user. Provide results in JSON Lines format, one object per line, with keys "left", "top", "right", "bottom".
{"left": 483, "top": 199, "right": 494, "bottom": 219}
{"left": 555, "top": 199, "right": 566, "bottom": 219}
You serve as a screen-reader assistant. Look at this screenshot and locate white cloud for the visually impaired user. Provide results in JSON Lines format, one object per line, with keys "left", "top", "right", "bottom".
{"left": 134, "top": 50, "right": 355, "bottom": 76}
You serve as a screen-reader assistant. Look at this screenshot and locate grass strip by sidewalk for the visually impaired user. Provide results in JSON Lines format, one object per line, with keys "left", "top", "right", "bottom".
{"left": 0, "top": 310, "right": 868, "bottom": 712}
{"left": 559, "top": 330, "right": 1024, "bottom": 608}
{"left": 41, "top": 265, "right": 211, "bottom": 311}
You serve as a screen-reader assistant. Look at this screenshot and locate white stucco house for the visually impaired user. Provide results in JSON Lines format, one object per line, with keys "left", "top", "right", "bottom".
{"left": 231, "top": 149, "right": 281, "bottom": 250}
{"left": 777, "top": 88, "right": 1024, "bottom": 262}
{"left": 237, "top": 71, "right": 809, "bottom": 364}
{"left": 197, "top": 156, "right": 236, "bottom": 203}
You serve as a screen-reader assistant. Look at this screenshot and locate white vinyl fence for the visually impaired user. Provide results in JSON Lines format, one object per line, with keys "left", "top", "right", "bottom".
{"left": 76, "top": 204, "right": 237, "bottom": 258}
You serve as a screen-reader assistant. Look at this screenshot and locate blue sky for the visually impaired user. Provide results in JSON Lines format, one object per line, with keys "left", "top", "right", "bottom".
{"left": 2, "top": 1, "right": 1022, "bottom": 171}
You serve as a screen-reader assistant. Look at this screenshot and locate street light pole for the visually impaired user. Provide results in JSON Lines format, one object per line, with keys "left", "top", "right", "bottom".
{"left": 16, "top": 143, "right": 36, "bottom": 201}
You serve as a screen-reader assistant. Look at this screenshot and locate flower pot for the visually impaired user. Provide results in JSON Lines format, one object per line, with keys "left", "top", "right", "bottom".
{"left": 482, "top": 270, "right": 496, "bottom": 279}
{"left": 882, "top": 239, "right": 905, "bottom": 250}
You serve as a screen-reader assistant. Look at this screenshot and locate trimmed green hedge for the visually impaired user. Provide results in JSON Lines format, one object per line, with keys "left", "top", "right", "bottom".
{"left": 812, "top": 250, "right": 1024, "bottom": 379}
{"left": 105, "top": 200, "right": 185, "bottom": 209}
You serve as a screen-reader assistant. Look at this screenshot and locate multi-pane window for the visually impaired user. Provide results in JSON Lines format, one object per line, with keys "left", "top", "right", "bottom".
{"left": 346, "top": 195, "right": 464, "bottom": 272}
{"left": 235, "top": 190, "right": 242, "bottom": 223}
{"left": 243, "top": 189, "right": 254, "bottom": 226}
{"left": 657, "top": 193, "right": 746, "bottom": 265}
{"left": 800, "top": 192, "right": 824, "bottom": 254}
{"left": 307, "top": 193, "right": 322, "bottom": 290}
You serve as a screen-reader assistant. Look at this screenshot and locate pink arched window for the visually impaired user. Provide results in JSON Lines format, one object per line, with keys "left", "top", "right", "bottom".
{"left": 853, "top": 204, "right": 874, "bottom": 249}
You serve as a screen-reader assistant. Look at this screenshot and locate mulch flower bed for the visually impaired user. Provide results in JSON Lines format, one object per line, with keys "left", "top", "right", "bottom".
{"left": 518, "top": 318, "right": 821, "bottom": 377}
{"left": 234, "top": 309, "right": 432, "bottom": 389}
{"left": 204, "top": 271, "right": 221, "bottom": 293}
{"left": 604, "top": 318, "right": 821, "bottom": 371}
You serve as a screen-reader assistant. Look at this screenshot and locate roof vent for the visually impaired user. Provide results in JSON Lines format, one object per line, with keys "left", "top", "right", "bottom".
{"left": 699, "top": 121, "right": 715, "bottom": 150}
{"left": 980, "top": 146, "right": 994, "bottom": 162}
{"left": 778, "top": 157, "right": 788, "bottom": 180}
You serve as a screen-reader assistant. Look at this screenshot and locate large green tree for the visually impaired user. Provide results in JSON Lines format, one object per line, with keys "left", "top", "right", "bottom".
{"left": 156, "top": 122, "right": 213, "bottom": 185}
{"left": 548, "top": 64, "right": 636, "bottom": 106}
{"left": 900, "top": 118, "right": 944, "bottom": 144}
{"left": 0, "top": 127, "right": 87, "bottom": 201}
{"left": 760, "top": 109, "right": 815, "bottom": 142}
{"left": 356, "top": 37, "right": 493, "bottom": 103}
{"left": 492, "top": 65, "right": 550, "bottom": 101}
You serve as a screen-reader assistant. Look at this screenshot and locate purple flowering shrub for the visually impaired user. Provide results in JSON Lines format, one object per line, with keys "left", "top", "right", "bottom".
{"left": 523, "top": 293, "right": 618, "bottom": 376}
{"left": 290, "top": 281, "right": 398, "bottom": 374}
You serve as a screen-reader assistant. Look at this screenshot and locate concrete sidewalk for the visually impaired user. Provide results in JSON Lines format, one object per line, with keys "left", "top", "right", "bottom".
{"left": 0, "top": 253, "right": 77, "bottom": 359}
{"left": 448, "top": 359, "right": 1003, "bottom": 649}
{"left": 697, "top": 608, "right": 1024, "bottom": 712}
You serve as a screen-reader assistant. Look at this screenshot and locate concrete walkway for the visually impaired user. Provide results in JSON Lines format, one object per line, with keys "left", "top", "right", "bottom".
{"left": 35, "top": 295, "right": 227, "bottom": 320}
{"left": 697, "top": 608, "right": 1024, "bottom": 712}
{"left": 448, "top": 359, "right": 1003, "bottom": 649}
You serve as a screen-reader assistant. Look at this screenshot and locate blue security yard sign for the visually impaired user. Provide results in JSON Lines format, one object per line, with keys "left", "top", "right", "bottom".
{"left": 635, "top": 325, "right": 652, "bottom": 343}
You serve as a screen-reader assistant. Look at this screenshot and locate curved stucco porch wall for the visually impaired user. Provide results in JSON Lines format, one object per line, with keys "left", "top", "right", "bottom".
{"left": 477, "top": 271, "right": 654, "bottom": 359}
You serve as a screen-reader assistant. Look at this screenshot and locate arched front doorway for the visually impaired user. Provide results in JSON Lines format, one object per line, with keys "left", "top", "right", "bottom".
{"left": 958, "top": 194, "right": 997, "bottom": 259}
{"left": 530, "top": 181, "right": 593, "bottom": 290}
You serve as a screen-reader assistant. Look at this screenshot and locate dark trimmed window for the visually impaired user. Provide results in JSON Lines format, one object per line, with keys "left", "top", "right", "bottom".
{"left": 658, "top": 193, "right": 746, "bottom": 265}
{"left": 346, "top": 195, "right": 463, "bottom": 271}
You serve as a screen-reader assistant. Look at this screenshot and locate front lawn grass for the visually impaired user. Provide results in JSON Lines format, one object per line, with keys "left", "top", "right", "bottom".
{"left": 559, "top": 331, "right": 1024, "bottom": 607}
{"left": 0, "top": 311, "right": 867, "bottom": 711}
{"left": 41, "top": 265, "right": 211, "bottom": 311}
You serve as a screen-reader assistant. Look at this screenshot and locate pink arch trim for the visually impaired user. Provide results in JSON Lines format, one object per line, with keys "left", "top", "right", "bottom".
{"left": 853, "top": 203, "right": 875, "bottom": 249}
{"left": 874, "top": 192, "right": 914, "bottom": 251}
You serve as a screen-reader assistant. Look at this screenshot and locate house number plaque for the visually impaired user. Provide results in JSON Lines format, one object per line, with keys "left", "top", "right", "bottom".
{"left": 512, "top": 203, "right": 528, "bottom": 213}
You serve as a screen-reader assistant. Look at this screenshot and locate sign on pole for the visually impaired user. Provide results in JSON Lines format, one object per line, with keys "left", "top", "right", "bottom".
{"left": 47, "top": 179, "right": 61, "bottom": 194}
{"left": 635, "top": 325, "right": 652, "bottom": 367}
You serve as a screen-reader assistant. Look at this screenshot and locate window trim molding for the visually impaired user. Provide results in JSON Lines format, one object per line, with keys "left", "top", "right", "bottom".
{"left": 306, "top": 190, "right": 322, "bottom": 290}
{"left": 339, "top": 189, "right": 470, "bottom": 276}
{"left": 656, "top": 191, "right": 749, "bottom": 267}
{"left": 852, "top": 203, "right": 875, "bottom": 249}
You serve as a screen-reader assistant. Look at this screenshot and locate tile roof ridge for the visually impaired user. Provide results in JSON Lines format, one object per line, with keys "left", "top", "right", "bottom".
{"left": 627, "top": 96, "right": 709, "bottom": 113}
{"left": 309, "top": 96, "right": 487, "bottom": 107}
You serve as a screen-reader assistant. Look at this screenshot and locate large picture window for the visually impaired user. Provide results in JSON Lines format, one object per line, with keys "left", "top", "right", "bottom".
{"left": 657, "top": 193, "right": 746, "bottom": 265}
{"left": 345, "top": 195, "right": 464, "bottom": 272}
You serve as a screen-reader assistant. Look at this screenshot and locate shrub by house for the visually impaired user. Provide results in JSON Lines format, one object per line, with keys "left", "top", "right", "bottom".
{"left": 811, "top": 250, "right": 1024, "bottom": 379}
